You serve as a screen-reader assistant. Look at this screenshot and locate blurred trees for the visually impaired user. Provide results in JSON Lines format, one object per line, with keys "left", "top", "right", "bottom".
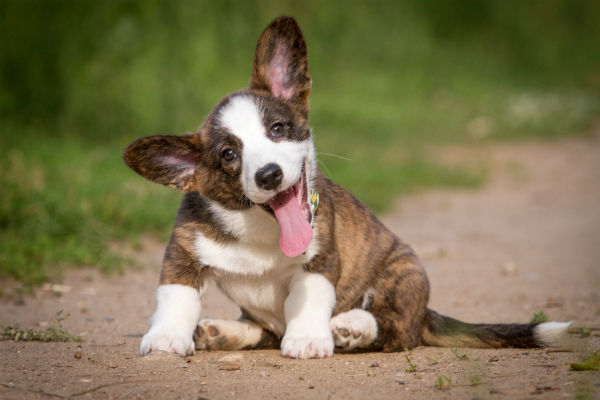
{"left": 1, "top": 0, "right": 598, "bottom": 140}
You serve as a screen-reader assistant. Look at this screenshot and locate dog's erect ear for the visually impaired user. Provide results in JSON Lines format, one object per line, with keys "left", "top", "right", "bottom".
{"left": 251, "top": 16, "right": 311, "bottom": 115}
{"left": 123, "top": 134, "right": 202, "bottom": 192}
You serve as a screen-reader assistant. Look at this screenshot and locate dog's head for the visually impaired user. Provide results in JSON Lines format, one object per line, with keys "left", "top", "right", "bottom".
{"left": 124, "top": 17, "right": 316, "bottom": 257}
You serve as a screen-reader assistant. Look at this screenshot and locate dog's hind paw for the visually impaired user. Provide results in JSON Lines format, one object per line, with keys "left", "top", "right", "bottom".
{"left": 330, "top": 309, "right": 378, "bottom": 350}
{"left": 194, "top": 319, "right": 229, "bottom": 350}
{"left": 194, "top": 319, "right": 264, "bottom": 351}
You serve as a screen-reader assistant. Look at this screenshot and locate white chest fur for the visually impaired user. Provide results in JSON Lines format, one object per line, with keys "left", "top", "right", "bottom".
{"left": 194, "top": 205, "right": 319, "bottom": 276}
{"left": 194, "top": 203, "right": 321, "bottom": 335}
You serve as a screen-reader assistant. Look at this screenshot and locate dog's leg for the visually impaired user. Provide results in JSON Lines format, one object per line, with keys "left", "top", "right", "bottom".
{"left": 194, "top": 318, "right": 279, "bottom": 350}
{"left": 140, "top": 284, "right": 204, "bottom": 356}
{"left": 280, "top": 271, "right": 336, "bottom": 359}
{"left": 330, "top": 309, "right": 378, "bottom": 350}
{"left": 368, "top": 258, "right": 430, "bottom": 352}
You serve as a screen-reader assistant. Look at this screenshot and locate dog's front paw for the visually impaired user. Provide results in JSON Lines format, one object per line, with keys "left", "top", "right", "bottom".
{"left": 140, "top": 327, "right": 194, "bottom": 356}
{"left": 281, "top": 334, "right": 334, "bottom": 359}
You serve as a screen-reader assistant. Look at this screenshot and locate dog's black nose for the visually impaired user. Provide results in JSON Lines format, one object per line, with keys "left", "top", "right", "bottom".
{"left": 255, "top": 163, "right": 283, "bottom": 191}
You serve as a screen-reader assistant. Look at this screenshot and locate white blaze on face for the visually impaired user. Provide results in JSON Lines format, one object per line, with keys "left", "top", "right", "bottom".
{"left": 218, "top": 95, "right": 310, "bottom": 204}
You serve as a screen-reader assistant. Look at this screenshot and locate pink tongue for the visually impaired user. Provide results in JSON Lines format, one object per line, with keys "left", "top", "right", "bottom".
{"left": 268, "top": 189, "right": 313, "bottom": 257}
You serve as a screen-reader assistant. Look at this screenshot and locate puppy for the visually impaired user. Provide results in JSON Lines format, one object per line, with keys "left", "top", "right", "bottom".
{"left": 124, "top": 16, "right": 569, "bottom": 358}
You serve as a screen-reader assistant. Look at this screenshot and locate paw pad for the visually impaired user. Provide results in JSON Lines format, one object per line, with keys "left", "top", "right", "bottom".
{"left": 194, "top": 320, "right": 222, "bottom": 350}
{"left": 337, "top": 328, "right": 350, "bottom": 337}
{"left": 207, "top": 325, "right": 219, "bottom": 337}
{"left": 331, "top": 327, "right": 362, "bottom": 349}
{"left": 329, "top": 309, "right": 377, "bottom": 351}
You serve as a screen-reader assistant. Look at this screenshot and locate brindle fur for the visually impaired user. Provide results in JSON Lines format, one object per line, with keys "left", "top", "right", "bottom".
{"left": 125, "top": 16, "right": 549, "bottom": 353}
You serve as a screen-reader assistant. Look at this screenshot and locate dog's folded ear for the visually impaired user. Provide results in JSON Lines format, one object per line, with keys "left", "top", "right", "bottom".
{"left": 123, "top": 134, "right": 202, "bottom": 192}
{"left": 251, "top": 16, "right": 311, "bottom": 116}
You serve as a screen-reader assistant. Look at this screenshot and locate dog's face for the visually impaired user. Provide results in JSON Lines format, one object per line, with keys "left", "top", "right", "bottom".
{"left": 210, "top": 92, "right": 313, "bottom": 206}
{"left": 124, "top": 17, "right": 316, "bottom": 257}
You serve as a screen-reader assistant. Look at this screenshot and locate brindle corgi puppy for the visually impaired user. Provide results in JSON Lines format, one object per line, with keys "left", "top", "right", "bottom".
{"left": 124, "top": 16, "right": 569, "bottom": 358}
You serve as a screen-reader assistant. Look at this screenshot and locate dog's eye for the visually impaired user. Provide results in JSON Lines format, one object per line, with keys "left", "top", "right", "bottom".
{"left": 221, "top": 147, "right": 236, "bottom": 162}
{"left": 270, "top": 122, "right": 285, "bottom": 138}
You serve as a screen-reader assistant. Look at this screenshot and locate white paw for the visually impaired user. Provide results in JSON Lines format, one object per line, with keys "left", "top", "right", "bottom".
{"left": 330, "top": 309, "right": 378, "bottom": 350}
{"left": 140, "top": 327, "right": 195, "bottom": 356}
{"left": 281, "top": 334, "right": 334, "bottom": 359}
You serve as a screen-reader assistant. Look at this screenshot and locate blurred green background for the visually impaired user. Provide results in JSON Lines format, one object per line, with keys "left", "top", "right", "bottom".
{"left": 1, "top": 0, "right": 599, "bottom": 286}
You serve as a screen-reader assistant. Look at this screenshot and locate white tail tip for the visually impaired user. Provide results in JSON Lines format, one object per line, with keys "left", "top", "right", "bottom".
{"left": 533, "top": 321, "right": 572, "bottom": 347}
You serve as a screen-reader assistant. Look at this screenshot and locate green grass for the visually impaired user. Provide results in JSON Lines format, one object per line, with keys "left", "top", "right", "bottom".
{"left": 530, "top": 310, "right": 549, "bottom": 324}
{"left": 0, "top": 128, "right": 180, "bottom": 285}
{"left": 404, "top": 355, "right": 417, "bottom": 373}
{"left": 1, "top": 0, "right": 599, "bottom": 285}
{"left": 435, "top": 375, "right": 452, "bottom": 390}
{"left": 570, "top": 349, "right": 600, "bottom": 371}
{"left": 1, "top": 311, "right": 81, "bottom": 342}
{"left": 450, "top": 348, "right": 469, "bottom": 360}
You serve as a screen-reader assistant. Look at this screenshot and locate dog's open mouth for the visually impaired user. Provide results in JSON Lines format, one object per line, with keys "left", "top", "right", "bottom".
{"left": 262, "top": 164, "right": 313, "bottom": 258}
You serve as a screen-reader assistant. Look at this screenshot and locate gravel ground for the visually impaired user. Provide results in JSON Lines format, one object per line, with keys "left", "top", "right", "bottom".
{"left": 1, "top": 133, "right": 599, "bottom": 399}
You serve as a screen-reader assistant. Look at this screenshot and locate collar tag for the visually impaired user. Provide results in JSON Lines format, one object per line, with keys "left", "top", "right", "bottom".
{"left": 309, "top": 189, "right": 319, "bottom": 219}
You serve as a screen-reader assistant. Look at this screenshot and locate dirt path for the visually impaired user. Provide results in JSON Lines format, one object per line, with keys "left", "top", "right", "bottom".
{"left": 1, "top": 134, "right": 599, "bottom": 399}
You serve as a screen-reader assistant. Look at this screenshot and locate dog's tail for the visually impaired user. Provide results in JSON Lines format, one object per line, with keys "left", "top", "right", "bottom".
{"left": 420, "top": 309, "right": 571, "bottom": 348}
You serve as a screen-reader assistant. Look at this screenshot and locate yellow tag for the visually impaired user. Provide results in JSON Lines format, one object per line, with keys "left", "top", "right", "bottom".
{"left": 309, "top": 189, "right": 319, "bottom": 216}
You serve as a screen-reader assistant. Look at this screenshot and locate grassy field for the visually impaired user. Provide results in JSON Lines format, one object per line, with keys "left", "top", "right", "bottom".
{"left": 1, "top": 0, "right": 599, "bottom": 286}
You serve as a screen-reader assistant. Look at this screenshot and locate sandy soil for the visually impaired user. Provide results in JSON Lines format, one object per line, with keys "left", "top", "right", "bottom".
{"left": 1, "top": 133, "right": 599, "bottom": 399}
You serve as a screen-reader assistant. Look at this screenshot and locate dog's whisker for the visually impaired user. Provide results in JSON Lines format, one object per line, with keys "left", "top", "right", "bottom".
{"left": 316, "top": 158, "right": 333, "bottom": 178}
{"left": 316, "top": 152, "right": 353, "bottom": 161}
